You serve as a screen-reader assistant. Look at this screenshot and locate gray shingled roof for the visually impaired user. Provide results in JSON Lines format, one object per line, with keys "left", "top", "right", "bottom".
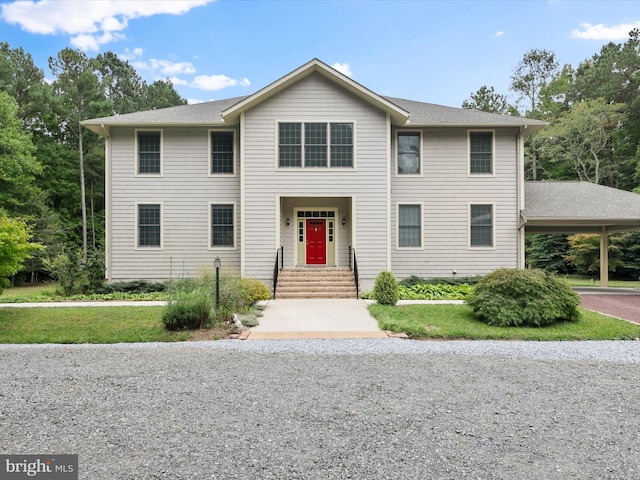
{"left": 82, "top": 59, "right": 547, "bottom": 136}
{"left": 523, "top": 181, "right": 640, "bottom": 233}
{"left": 385, "top": 97, "right": 546, "bottom": 128}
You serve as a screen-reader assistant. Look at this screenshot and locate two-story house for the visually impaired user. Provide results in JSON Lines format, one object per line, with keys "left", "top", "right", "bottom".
{"left": 82, "top": 58, "right": 553, "bottom": 294}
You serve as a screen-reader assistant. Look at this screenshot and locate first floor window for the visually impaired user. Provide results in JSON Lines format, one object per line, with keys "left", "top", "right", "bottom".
{"left": 138, "top": 204, "right": 161, "bottom": 247}
{"left": 470, "top": 204, "right": 493, "bottom": 247}
{"left": 398, "top": 204, "right": 422, "bottom": 248}
{"left": 211, "top": 204, "right": 234, "bottom": 247}
{"left": 211, "top": 131, "right": 234, "bottom": 174}
{"left": 397, "top": 132, "right": 421, "bottom": 174}
{"left": 469, "top": 131, "right": 493, "bottom": 175}
{"left": 137, "top": 131, "right": 161, "bottom": 174}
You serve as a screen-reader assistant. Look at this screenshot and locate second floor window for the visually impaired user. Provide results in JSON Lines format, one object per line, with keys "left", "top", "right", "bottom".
{"left": 469, "top": 131, "right": 493, "bottom": 175}
{"left": 279, "top": 122, "right": 353, "bottom": 168}
{"left": 397, "top": 132, "right": 421, "bottom": 174}
{"left": 137, "top": 131, "right": 161, "bottom": 174}
{"left": 211, "top": 131, "right": 234, "bottom": 174}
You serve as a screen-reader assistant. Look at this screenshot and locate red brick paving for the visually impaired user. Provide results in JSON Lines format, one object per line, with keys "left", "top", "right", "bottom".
{"left": 579, "top": 294, "right": 640, "bottom": 323}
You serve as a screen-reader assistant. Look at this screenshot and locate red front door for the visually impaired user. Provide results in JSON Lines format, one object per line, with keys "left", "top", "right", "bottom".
{"left": 306, "top": 219, "right": 326, "bottom": 264}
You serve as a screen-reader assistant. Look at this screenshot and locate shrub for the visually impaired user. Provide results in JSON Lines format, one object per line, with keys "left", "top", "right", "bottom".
{"left": 162, "top": 285, "right": 213, "bottom": 330}
{"left": 373, "top": 271, "right": 399, "bottom": 306}
{"left": 95, "top": 280, "right": 167, "bottom": 295}
{"left": 44, "top": 249, "right": 87, "bottom": 296}
{"left": 466, "top": 268, "right": 581, "bottom": 327}
{"left": 398, "top": 283, "right": 473, "bottom": 300}
{"left": 399, "top": 275, "right": 483, "bottom": 287}
{"left": 240, "top": 278, "right": 271, "bottom": 303}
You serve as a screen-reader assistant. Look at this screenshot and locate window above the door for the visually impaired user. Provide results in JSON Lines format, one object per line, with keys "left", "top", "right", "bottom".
{"left": 278, "top": 122, "right": 354, "bottom": 168}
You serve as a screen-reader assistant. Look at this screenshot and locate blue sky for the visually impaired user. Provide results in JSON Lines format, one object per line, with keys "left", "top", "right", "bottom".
{"left": 1, "top": 0, "right": 639, "bottom": 108}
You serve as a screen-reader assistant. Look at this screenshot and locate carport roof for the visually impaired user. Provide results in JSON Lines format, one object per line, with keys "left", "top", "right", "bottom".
{"left": 523, "top": 181, "right": 640, "bottom": 233}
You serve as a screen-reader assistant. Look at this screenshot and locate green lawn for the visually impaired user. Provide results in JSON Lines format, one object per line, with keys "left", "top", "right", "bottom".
{"left": 0, "top": 306, "right": 191, "bottom": 344}
{"left": 563, "top": 276, "right": 640, "bottom": 288}
{"left": 369, "top": 303, "right": 640, "bottom": 340}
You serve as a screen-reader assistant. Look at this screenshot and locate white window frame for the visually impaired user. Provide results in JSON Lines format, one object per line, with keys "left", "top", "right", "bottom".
{"left": 209, "top": 202, "right": 237, "bottom": 250}
{"left": 395, "top": 130, "right": 423, "bottom": 176}
{"left": 468, "top": 203, "right": 495, "bottom": 250}
{"left": 135, "top": 202, "right": 163, "bottom": 250}
{"left": 467, "top": 129, "right": 495, "bottom": 177}
{"left": 135, "top": 129, "right": 163, "bottom": 177}
{"left": 208, "top": 129, "right": 237, "bottom": 177}
{"left": 396, "top": 203, "right": 424, "bottom": 250}
{"left": 276, "top": 121, "right": 356, "bottom": 170}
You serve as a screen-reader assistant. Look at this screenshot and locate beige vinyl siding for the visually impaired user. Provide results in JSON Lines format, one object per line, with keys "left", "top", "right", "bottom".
{"left": 391, "top": 127, "right": 520, "bottom": 280}
{"left": 242, "top": 73, "right": 389, "bottom": 288}
{"left": 108, "top": 126, "right": 241, "bottom": 282}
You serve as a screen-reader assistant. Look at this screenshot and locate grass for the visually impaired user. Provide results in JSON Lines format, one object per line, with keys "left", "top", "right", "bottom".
{"left": 369, "top": 303, "right": 640, "bottom": 341}
{"left": 0, "top": 283, "right": 166, "bottom": 303}
{"left": 563, "top": 276, "right": 640, "bottom": 288}
{"left": 0, "top": 306, "right": 196, "bottom": 344}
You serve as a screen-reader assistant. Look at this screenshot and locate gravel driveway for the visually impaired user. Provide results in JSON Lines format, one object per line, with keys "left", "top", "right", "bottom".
{"left": 1, "top": 340, "right": 639, "bottom": 479}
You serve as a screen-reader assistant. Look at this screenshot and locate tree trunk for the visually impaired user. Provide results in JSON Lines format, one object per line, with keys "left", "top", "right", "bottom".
{"left": 79, "top": 123, "right": 88, "bottom": 261}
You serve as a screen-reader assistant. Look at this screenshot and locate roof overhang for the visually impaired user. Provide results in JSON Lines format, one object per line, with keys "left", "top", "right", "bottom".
{"left": 523, "top": 181, "right": 640, "bottom": 234}
{"left": 220, "top": 58, "right": 411, "bottom": 125}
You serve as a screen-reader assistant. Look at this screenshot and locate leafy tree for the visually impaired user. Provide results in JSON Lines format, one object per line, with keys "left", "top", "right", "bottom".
{"left": 0, "top": 216, "right": 41, "bottom": 291}
{"left": 526, "top": 234, "right": 572, "bottom": 274}
{"left": 0, "top": 42, "right": 51, "bottom": 129}
{"left": 511, "top": 49, "right": 559, "bottom": 181}
{"left": 537, "top": 99, "right": 626, "bottom": 185}
{"left": 0, "top": 91, "right": 42, "bottom": 215}
{"left": 95, "top": 51, "right": 145, "bottom": 115}
{"left": 510, "top": 49, "right": 559, "bottom": 118}
{"left": 48, "top": 48, "right": 110, "bottom": 259}
{"left": 565, "top": 234, "right": 624, "bottom": 276}
{"left": 143, "top": 79, "right": 187, "bottom": 110}
{"left": 462, "top": 85, "right": 517, "bottom": 115}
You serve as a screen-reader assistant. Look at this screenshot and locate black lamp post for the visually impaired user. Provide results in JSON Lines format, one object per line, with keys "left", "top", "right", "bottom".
{"left": 214, "top": 256, "right": 221, "bottom": 307}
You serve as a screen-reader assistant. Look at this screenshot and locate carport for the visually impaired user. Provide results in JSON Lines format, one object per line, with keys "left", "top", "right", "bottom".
{"left": 522, "top": 181, "right": 640, "bottom": 287}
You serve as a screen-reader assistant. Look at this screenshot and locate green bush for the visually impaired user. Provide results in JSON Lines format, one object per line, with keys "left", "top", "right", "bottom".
{"left": 466, "top": 268, "right": 581, "bottom": 327}
{"left": 240, "top": 278, "right": 271, "bottom": 303}
{"left": 162, "top": 285, "right": 213, "bottom": 330}
{"left": 373, "top": 271, "right": 399, "bottom": 306}
{"left": 95, "top": 280, "right": 167, "bottom": 295}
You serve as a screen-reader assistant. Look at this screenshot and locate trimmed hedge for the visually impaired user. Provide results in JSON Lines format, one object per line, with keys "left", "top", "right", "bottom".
{"left": 466, "top": 268, "right": 581, "bottom": 327}
{"left": 373, "top": 271, "right": 399, "bottom": 306}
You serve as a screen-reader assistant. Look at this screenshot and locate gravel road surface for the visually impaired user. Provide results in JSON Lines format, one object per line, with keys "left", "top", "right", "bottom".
{"left": 1, "top": 339, "right": 639, "bottom": 479}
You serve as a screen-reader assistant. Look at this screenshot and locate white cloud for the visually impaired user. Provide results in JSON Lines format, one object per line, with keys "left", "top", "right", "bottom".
{"left": 169, "top": 77, "right": 188, "bottom": 86}
{"left": 192, "top": 75, "right": 251, "bottom": 91}
{"left": 495, "top": 30, "right": 505, "bottom": 37}
{"left": 570, "top": 21, "right": 640, "bottom": 40}
{"left": 332, "top": 62, "right": 353, "bottom": 77}
{"left": 0, "top": 0, "right": 213, "bottom": 50}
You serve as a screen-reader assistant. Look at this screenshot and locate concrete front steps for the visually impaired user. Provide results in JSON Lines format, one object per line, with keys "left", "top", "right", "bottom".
{"left": 274, "top": 267, "right": 359, "bottom": 299}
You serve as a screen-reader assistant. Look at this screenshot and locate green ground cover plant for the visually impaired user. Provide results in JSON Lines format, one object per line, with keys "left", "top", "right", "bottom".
{"left": 369, "top": 303, "right": 640, "bottom": 340}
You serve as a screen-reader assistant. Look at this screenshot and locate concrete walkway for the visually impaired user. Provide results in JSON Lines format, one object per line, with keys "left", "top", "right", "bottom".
{"left": 249, "top": 299, "right": 388, "bottom": 339}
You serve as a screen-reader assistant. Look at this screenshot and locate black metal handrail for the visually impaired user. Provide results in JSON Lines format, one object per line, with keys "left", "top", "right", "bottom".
{"left": 350, "top": 246, "right": 360, "bottom": 299}
{"left": 272, "top": 246, "right": 283, "bottom": 299}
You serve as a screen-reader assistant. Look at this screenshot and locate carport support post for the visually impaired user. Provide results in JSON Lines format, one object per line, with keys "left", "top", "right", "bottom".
{"left": 600, "top": 226, "right": 609, "bottom": 288}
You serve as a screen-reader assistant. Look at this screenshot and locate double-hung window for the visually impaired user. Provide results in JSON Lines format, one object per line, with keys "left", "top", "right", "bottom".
{"left": 211, "top": 204, "right": 234, "bottom": 248}
{"left": 469, "top": 131, "right": 494, "bottom": 175}
{"left": 137, "top": 204, "right": 161, "bottom": 248}
{"left": 398, "top": 204, "right": 422, "bottom": 248}
{"left": 397, "top": 132, "right": 421, "bottom": 174}
{"left": 470, "top": 204, "right": 493, "bottom": 248}
{"left": 279, "top": 122, "right": 353, "bottom": 168}
{"left": 137, "top": 130, "right": 162, "bottom": 174}
{"left": 210, "top": 131, "right": 235, "bottom": 174}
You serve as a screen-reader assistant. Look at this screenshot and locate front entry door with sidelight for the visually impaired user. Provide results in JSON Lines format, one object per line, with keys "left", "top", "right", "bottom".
{"left": 306, "top": 219, "right": 326, "bottom": 264}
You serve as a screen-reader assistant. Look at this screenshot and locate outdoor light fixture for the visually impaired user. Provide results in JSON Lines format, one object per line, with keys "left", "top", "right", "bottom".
{"left": 286, "top": 218, "right": 290, "bottom": 227}
{"left": 342, "top": 217, "right": 346, "bottom": 226}
{"left": 214, "top": 256, "right": 221, "bottom": 307}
